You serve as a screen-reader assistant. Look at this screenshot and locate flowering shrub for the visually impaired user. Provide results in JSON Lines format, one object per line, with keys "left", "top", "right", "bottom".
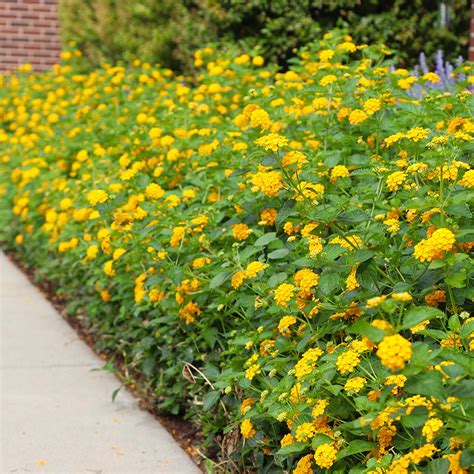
{"left": 1, "top": 31, "right": 473, "bottom": 472}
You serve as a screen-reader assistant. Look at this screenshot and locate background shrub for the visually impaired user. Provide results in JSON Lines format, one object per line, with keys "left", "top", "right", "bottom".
{"left": 59, "top": 0, "right": 471, "bottom": 72}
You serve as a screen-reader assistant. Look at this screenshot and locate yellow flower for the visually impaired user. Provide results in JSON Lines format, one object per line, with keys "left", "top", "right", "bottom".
{"left": 458, "top": 169, "right": 474, "bottom": 187}
{"left": 240, "top": 397, "right": 254, "bottom": 415}
{"left": 336, "top": 349, "right": 360, "bottom": 374}
{"left": 112, "top": 247, "right": 126, "bottom": 260}
{"left": 422, "top": 72, "right": 440, "bottom": 83}
{"left": 414, "top": 228, "right": 456, "bottom": 262}
{"left": 422, "top": 418, "right": 443, "bottom": 441}
{"left": 397, "top": 76, "right": 417, "bottom": 89}
{"left": 259, "top": 207, "right": 277, "bottom": 225}
{"left": 319, "top": 49, "right": 334, "bottom": 61}
{"left": 319, "top": 74, "right": 337, "bottom": 86}
{"left": 245, "top": 363, "right": 261, "bottom": 380}
{"left": 278, "top": 315, "right": 297, "bottom": 335}
{"left": 330, "top": 235, "right": 362, "bottom": 250}
{"left": 240, "top": 419, "right": 256, "bottom": 439}
{"left": 377, "top": 334, "right": 412, "bottom": 371}
{"left": 145, "top": 183, "right": 165, "bottom": 199}
{"left": 311, "top": 399, "right": 329, "bottom": 418}
{"left": 406, "top": 127, "right": 429, "bottom": 142}
{"left": 384, "top": 374, "right": 407, "bottom": 394}
{"left": 293, "top": 269, "right": 319, "bottom": 293}
{"left": 330, "top": 164, "right": 350, "bottom": 182}
{"left": 255, "top": 133, "right": 289, "bottom": 152}
{"left": 295, "top": 422, "right": 316, "bottom": 442}
{"left": 170, "top": 226, "right": 185, "bottom": 248}
{"left": 293, "top": 454, "right": 313, "bottom": 474}
{"left": 60, "top": 198, "right": 73, "bottom": 210}
{"left": 346, "top": 266, "right": 359, "bottom": 291}
{"left": 349, "top": 109, "right": 368, "bottom": 125}
{"left": 363, "top": 98, "right": 381, "bottom": 115}
{"left": 344, "top": 376, "right": 367, "bottom": 393}
{"left": 314, "top": 443, "right": 337, "bottom": 469}
{"left": 392, "top": 292, "right": 412, "bottom": 302}
{"left": 231, "top": 270, "right": 246, "bottom": 289}
{"left": 87, "top": 189, "right": 109, "bottom": 205}
{"left": 384, "top": 132, "right": 405, "bottom": 147}
{"left": 274, "top": 283, "right": 295, "bottom": 307}
{"left": 386, "top": 171, "right": 407, "bottom": 191}
{"left": 250, "top": 108, "right": 272, "bottom": 130}
{"left": 85, "top": 244, "right": 99, "bottom": 260}
{"left": 251, "top": 170, "right": 284, "bottom": 197}
{"left": 192, "top": 257, "right": 211, "bottom": 269}
{"left": 366, "top": 295, "right": 387, "bottom": 308}
{"left": 280, "top": 433, "right": 294, "bottom": 447}
{"left": 232, "top": 223, "right": 251, "bottom": 241}
{"left": 103, "top": 260, "right": 115, "bottom": 277}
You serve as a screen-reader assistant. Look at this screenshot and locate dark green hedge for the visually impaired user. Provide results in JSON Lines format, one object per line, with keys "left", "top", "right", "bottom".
{"left": 59, "top": 0, "right": 470, "bottom": 72}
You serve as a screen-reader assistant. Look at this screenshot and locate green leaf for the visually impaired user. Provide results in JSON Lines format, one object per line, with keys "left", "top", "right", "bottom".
{"left": 401, "top": 407, "right": 428, "bottom": 428}
{"left": 318, "top": 269, "right": 339, "bottom": 295}
{"left": 348, "top": 320, "right": 385, "bottom": 343}
{"left": 445, "top": 271, "right": 467, "bottom": 288}
{"left": 353, "top": 249, "right": 375, "bottom": 263}
{"left": 202, "top": 390, "right": 220, "bottom": 411}
{"left": 424, "top": 458, "right": 450, "bottom": 474}
{"left": 254, "top": 232, "right": 277, "bottom": 246}
{"left": 460, "top": 449, "right": 474, "bottom": 468}
{"left": 202, "top": 327, "right": 218, "bottom": 348}
{"left": 142, "top": 356, "right": 156, "bottom": 376}
{"left": 312, "top": 434, "right": 334, "bottom": 449}
{"left": 400, "top": 306, "right": 444, "bottom": 330}
{"left": 445, "top": 203, "right": 472, "bottom": 218}
{"left": 337, "top": 209, "right": 368, "bottom": 223}
{"left": 209, "top": 270, "right": 230, "bottom": 289}
{"left": 276, "top": 442, "right": 306, "bottom": 455}
{"left": 267, "top": 272, "right": 288, "bottom": 288}
{"left": 336, "top": 440, "right": 376, "bottom": 460}
{"left": 268, "top": 248, "right": 290, "bottom": 259}
{"left": 323, "top": 153, "right": 341, "bottom": 168}
{"left": 405, "top": 371, "right": 444, "bottom": 399}
{"left": 111, "top": 385, "right": 123, "bottom": 403}
{"left": 276, "top": 200, "right": 296, "bottom": 225}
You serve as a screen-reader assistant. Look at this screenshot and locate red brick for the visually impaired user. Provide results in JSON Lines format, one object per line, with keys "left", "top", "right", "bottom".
{"left": 0, "top": 0, "right": 60, "bottom": 71}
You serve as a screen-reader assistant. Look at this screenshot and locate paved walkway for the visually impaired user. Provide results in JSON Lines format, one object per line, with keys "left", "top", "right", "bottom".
{"left": 0, "top": 252, "right": 200, "bottom": 473}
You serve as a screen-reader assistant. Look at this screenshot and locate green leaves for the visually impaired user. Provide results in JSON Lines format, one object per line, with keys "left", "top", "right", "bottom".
{"left": 348, "top": 320, "right": 385, "bottom": 343}
{"left": 336, "top": 440, "right": 376, "bottom": 460}
{"left": 209, "top": 270, "right": 230, "bottom": 289}
{"left": 318, "top": 269, "right": 339, "bottom": 295}
{"left": 405, "top": 371, "right": 444, "bottom": 399}
{"left": 312, "top": 434, "right": 334, "bottom": 449}
{"left": 254, "top": 232, "right": 278, "bottom": 246}
{"left": 276, "top": 442, "right": 306, "bottom": 456}
{"left": 202, "top": 390, "right": 220, "bottom": 411}
{"left": 267, "top": 248, "right": 290, "bottom": 259}
{"left": 400, "top": 306, "right": 444, "bottom": 330}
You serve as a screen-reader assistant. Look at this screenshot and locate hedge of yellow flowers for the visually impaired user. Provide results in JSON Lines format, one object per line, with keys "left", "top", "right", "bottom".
{"left": 1, "top": 31, "right": 474, "bottom": 473}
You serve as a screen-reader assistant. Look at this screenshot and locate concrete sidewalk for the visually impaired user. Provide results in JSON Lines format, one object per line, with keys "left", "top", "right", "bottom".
{"left": 0, "top": 252, "right": 200, "bottom": 473}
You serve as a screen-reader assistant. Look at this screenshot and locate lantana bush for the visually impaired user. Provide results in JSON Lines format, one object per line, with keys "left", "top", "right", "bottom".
{"left": 1, "top": 31, "right": 473, "bottom": 473}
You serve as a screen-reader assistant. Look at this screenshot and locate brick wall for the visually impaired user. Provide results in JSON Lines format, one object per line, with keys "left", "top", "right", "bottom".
{"left": 469, "top": 0, "right": 474, "bottom": 61}
{"left": 0, "top": 0, "right": 61, "bottom": 71}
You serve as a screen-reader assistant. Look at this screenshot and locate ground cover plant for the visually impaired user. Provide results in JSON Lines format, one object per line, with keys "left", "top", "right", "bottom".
{"left": 1, "top": 31, "right": 473, "bottom": 472}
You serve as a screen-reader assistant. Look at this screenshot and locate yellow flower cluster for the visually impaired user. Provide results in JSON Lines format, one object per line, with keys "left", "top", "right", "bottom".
{"left": 414, "top": 228, "right": 456, "bottom": 262}
{"left": 377, "top": 334, "right": 412, "bottom": 371}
